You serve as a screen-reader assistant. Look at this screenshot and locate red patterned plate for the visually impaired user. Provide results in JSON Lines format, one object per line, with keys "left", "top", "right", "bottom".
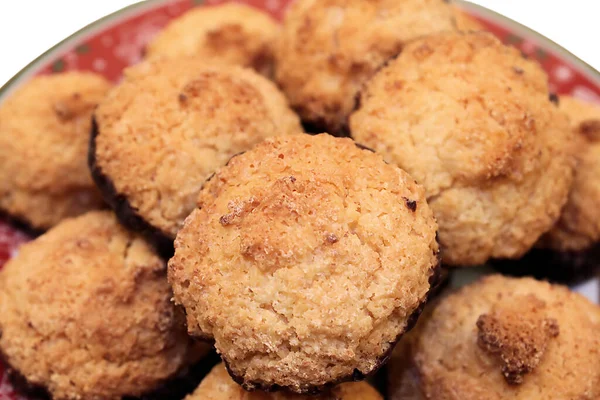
{"left": 0, "top": 1, "right": 599, "bottom": 398}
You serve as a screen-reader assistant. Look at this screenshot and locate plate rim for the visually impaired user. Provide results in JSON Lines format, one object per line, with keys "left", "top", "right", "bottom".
{"left": 458, "top": 0, "right": 600, "bottom": 86}
{"left": 1, "top": 0, "right": 599, "bottom": 100}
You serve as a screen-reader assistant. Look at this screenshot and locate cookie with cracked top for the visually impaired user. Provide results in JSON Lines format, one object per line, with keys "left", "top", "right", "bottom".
{"left": 0, "top": 211, "right": 211, "bottom": 400}
{"left": 496, "top": 96, "right": 600, "bottom": 284}
{"left": 168, "top": 134, "right": 440, "bottom": 394}
{"left": 0, "top": 72, "right": 110, "bottom": 231}
{"left": 350, "top": 31, "right": 576, "bottom": 266}
{"left": 275, "top": 0, "right": 456, "bottom": 135}
{"left": 145, "top": 3, "right": 279, "bottom": 77}
{"left": 90, "top": 57, "right": 302, "bottom": 252}
{"left": 387, "top": 275, "right": 600, "bottom": 399}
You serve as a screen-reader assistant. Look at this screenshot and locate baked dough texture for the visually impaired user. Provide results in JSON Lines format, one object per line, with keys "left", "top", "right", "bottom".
{"left": 387, "top": 275, "right": 600, "bottom": 400}
{"left": 539, "top": 96, "right": 600, "bottom": 251}
{"left": 145, "top": 3, "right": 279, "bottom": 76}
{"left": 0, "top": 211, "right": 197, "bottom": 400}
{"left": 275, "top": 0, "right": 455, "bottom": 134}
{"left": 169, "top": 134, "right": 440, "bottom": 393}
{"left": 0, "top": 72, "right": 110, "bottom": 230}
{"left": 92, "top": 57, "right": 302, "bottom": 242}
{"left": 350, "top": 32, "right": 575, "bottom": 266}
{"left": 185, "top": 363, "right": 382, "bottom": 400}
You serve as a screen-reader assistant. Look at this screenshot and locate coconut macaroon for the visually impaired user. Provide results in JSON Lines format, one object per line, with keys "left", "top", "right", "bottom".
{"left": 275, "top": 0, "right": 456, "bottom": 134}
{"left": 91, "top": 57, "right": 302, "bottom": 251}
{"left": 497, "top": 96, "right": 600, "bottom": 282}
{"left": 0, "top": 211, "right": 206, "bottom": 400}
{"left": 145, "top": 3, "right": 279, "bottom": 76}
{"left": 185, "top": 363, "right": 383, "bottom": 400}
{"left": 387, "top": 275, "right": 600, "bottom": 400}
{"left": 350, "top": 32, "right": 575, "bottom": 266}
{"left": 168, "top": 134, "right": 440, "bottom": 393}
{"left": 540, "top": 96, "right": 600, "bottom": 253}
{"left": 0, "top": 72, "right": 110, "bottom": 231}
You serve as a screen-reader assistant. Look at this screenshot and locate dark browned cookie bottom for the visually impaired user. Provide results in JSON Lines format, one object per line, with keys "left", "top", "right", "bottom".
{"left": 301, "top": 120, "right": 350, "bottom": 137}
{"left": 492, "top": 244, "right": 600, "bottom": 285}
{"left": 1, "top": 350, "right": 220, "bottom": 400}
{"left": 222, "top": 255, "right": 442, "bottom": 395}
{"left": 88, "top": 116, "right": 174, "bottom": 258}
{"left": 0, "top": 211, "right": 44, "bottom": 238}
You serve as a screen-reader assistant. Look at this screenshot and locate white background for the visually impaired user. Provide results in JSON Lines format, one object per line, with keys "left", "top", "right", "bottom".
{"left": 0, "top": 1, "right": 599, "bottom": 87}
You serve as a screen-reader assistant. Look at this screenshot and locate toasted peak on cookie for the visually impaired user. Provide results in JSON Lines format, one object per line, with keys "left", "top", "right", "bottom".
{"left": 0, "top": 211, "right": 208, "bottom": 400}
{"left": 91, "top": 57, "right": 302, "bottom": 248}
{"left": 476, "top": 294, "right": 559, "bottom": 385}
{"left": 0, "top": 72, "right": 111, "bottom": 231}
{"left": 146, "top": 3, "right": 279, "bottom": 75}
{"left": 559, "top": 95, "right": 600, "bottom": 140}
{"left": 538, "top": 96, "right": 600, "bottom": 253}
{"left": 387, "top": 275, "right": 600, "bottom": 400}
{"left": 351, "top": 31, "right": 575, "bottom": 266}
{"left": 275, "top": 0, "right": 456, "bottom": 134}
{"left": 169, "top": 134, "right": 440, "bottom": 393}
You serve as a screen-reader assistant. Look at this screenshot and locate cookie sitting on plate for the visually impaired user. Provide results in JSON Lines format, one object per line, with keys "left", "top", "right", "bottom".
{"left": 496, "top": 96, "right": 600, "bottom": 283}
{"left": 387, "top": 275, "right": 600, "bottom": 399}
{"left": 0, "top": 211, "right": 210, "bottom": 400}
{"left": 185, "top": 363, "right": 382, "bottom": 400}
{"left": 275, "top": 0, "right": 456, "bottom": 135}
{"left": 145, "top": 3, "right": 279, "bottom": 76}
{"left": 168, "top": 134, "right": 440, "bottom": 394}
{"left": 90, "top": 57, "right": 302, "bottom": 253}
{"left": 350, "top": 31, "right": 576, "bottom": 266}
{"left": 0, "top": 72, "right": 110, "bottom": 232}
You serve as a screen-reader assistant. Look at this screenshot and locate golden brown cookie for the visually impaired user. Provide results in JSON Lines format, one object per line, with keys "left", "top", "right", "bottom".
{"left": 91, "top": 57, "right": 302, "bottom": 252}
{"left": 275, "top": 0, "right": 455, "bottom": 135}
{"left": 541, "top": 96, "right": 600, "bottom": 251}
{"left": 0, "top": 211, "right": 207, "bottom": 400}
{"left": 494, "top": 96, "right": 600, "bottom": 283}
{"left": 388, "top": 275, "right": 600, "bottom": 400}
{"left": 185, "top": 363, "right": 383, "bottom": 400}
{"left": 350, "top": 32, "right": 575, "bottom": 266}
{"left": 0, "top": 72, "right": 110, "bottom": 231}
{"left": 168, "top": 134, "right": 440, "bottom": 394}
{"left": 145, "top": 3, "right": 279, "bottom": 76}
{"left": 452, "top": 6, "right": 485, "bottom": 31}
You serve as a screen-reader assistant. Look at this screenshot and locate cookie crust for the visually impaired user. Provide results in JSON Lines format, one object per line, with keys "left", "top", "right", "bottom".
{"left": 0, "top": 72, "right": 110, "bottom": 231}
{"left": 275, "top": 0, "right": 455, "bottom": 134}
{"left": 91, "top": 58, "right": 302, "bottom": 244}
{"left": 169, "top": 134, "right": 440, "bottom": 394}
{"left": 350, "top": 32, "right": 575, "bottom": 266}
{"left": 145, "top": 3, "right": 280, "bottom": 76}
{"left": 389, "top": 275, "right": 600, "bottom": 399}
{"left": 0, "top": 211, "right": 203, "bottom": 400}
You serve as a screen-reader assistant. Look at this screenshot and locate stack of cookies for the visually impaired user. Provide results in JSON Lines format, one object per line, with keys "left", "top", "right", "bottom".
{"left": 0, "top": 1, "right": 599, "bottom": 399}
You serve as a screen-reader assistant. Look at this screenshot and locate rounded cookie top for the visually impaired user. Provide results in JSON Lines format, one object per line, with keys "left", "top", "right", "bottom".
{"left": 350, "top": 31, "right": 575, "bottom": 266}
{"left": 396, "top": 275, "right": 600, "bottom": 400}
{"left": 185, "top": 363, "right": 383, "bottom": 400}
{"left": 275, "top": 0, "right": 455, "bottom": 134}
{"left": 168, "top": 134, "right": 440, "bottom": 393}
{"left": 539, "top": 96, "right": 600, "bottom": 251}
{"left": 0, "top": 72, "right": 110, "bottom": 231}
{"left": 145, "top": 3, "right": 279, "bottom": 76}
{"left": 0, "top": 211, "right": 198, "bottom": 400}
{"left": 92, "top": 57, "right": 302, "bottom": 242}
